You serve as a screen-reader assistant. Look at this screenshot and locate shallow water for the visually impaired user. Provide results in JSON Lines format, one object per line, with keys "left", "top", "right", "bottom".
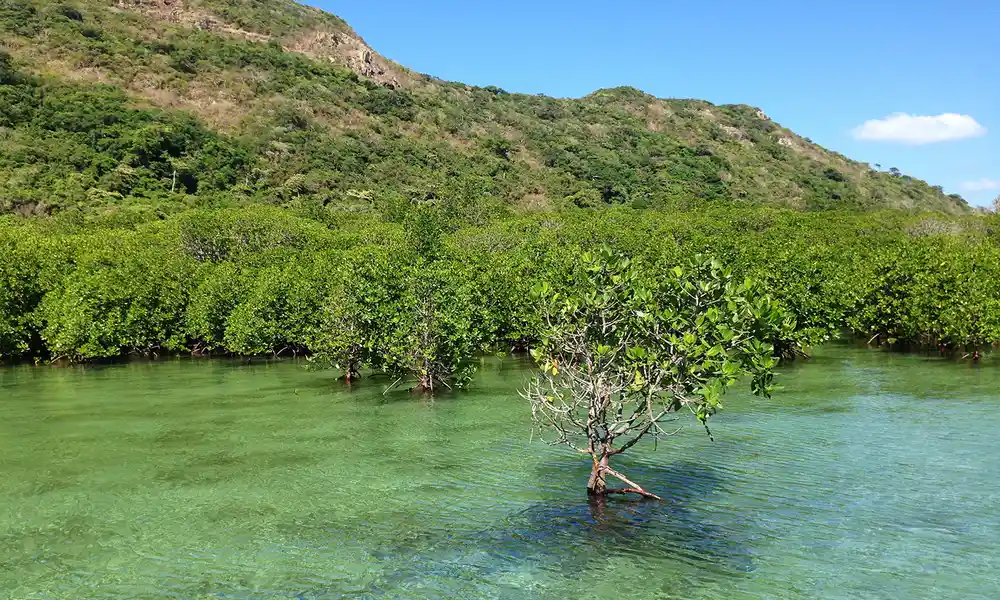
{"left": 2, "top": 346, "right": 999, "bottom": 599}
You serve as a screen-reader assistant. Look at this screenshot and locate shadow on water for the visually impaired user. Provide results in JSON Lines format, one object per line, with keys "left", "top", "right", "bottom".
{"left": 502, "top": 459, "right": 755, "bottom": 573}
{"left": 305, "top": 460, "right": 755, "bottom": 599}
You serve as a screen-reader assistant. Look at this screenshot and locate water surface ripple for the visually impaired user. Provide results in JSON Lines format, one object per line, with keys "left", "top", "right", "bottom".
{"left": 1, "top": 346, "right": 998, "bottom": 598}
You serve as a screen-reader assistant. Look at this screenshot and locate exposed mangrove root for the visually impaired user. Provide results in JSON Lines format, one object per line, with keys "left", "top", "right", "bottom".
{"left": 339, "top": 369, "right": 361, "bottom": 384}
{"left": 605, "top": 487, "right": 663, "bottom": 500}
{"left": 601, "top": 467, "right": 663, "bottom": 500}
{"left": 588, "top": 463, "right": 663, "bottom": 500}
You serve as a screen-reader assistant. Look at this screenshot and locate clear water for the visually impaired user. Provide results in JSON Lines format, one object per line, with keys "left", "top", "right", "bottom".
{"left": 2, "top": 346, "right": 999, "bottom": 599}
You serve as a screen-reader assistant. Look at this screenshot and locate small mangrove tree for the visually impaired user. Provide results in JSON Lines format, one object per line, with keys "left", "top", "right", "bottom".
{"left": 524, "top": 248, "right": 795, "bottom": 498}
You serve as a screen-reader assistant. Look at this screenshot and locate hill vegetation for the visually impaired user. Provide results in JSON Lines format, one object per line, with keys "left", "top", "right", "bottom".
{"left": 0, "top": 0, "right": 970, "bottom": 219}
{"left": 4, "top": 0, "right": 1000, "bottom": 381}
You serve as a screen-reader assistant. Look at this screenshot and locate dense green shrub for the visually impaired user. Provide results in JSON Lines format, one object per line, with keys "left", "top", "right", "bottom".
{"left": 185, "top": 261, "right": 248, "bottom": 352}
{"left": 374, "top": 259, "right": 485, "bottom": 391}
{"left": 4, "top": 196, "right": 1000, "bottom": 368}
{"left": 309, "top": 241, "right": 487, "bottom": 390}
{"left": 308, "top": 244, "right": 407, "bottom": 378}
{"left": 36, "top": 235, "right": 195, "bottom": 359}
{"left": 361, "top": 87, "right": 416, "bottom": 120}
{"left": 173, "top": 206, "right": 334, "bottom": 262}
{"left": 222, "top": 254, "right": 333, "bottom": 356}
{"left": 0, "top": 224, "right": 64, "bottom": 357}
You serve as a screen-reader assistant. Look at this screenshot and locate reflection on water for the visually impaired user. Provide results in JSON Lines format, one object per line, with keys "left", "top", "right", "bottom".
{"left": 2, "top": 346, "right": 1000, "bottom": 599}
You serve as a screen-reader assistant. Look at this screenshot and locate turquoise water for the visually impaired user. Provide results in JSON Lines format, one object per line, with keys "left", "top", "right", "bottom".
{"left": 2, "top": 346, "right": 999, "bottom": 599}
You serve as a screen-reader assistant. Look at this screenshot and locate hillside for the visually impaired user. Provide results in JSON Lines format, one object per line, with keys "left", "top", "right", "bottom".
{"left": 0, "top": 0, "right": 970, "bottom": 219}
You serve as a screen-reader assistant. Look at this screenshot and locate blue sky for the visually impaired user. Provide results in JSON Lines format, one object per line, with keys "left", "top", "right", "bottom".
{"left": 316, "top": 1, "right": 999, "bottom": 206}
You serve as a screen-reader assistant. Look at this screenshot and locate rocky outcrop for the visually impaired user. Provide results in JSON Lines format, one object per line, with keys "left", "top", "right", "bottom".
{"left": 118, "top": 0, "right": 408, "bottom": 87}
{"left": 286, "top": 31, "right": 407, "bottom": 89}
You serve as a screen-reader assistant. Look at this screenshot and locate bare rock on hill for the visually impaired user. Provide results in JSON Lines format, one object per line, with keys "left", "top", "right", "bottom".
{"left": 287, "top": 31, "right": 406, "bottom": 89}
{"left": 118, "top": 0, "right": 409, "bottom": 87}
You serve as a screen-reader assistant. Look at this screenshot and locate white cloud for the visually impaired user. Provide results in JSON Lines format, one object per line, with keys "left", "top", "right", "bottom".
{"left": 961, "top": 178, "right": 1000, "bottom": 192}
{"left": 851, "top": 113, "right": 986, "bottom": 144}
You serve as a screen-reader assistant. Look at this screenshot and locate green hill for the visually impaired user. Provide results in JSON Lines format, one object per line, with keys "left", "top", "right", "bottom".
{"left": 0, "top": 0, "right": 970, "bottom": 220}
